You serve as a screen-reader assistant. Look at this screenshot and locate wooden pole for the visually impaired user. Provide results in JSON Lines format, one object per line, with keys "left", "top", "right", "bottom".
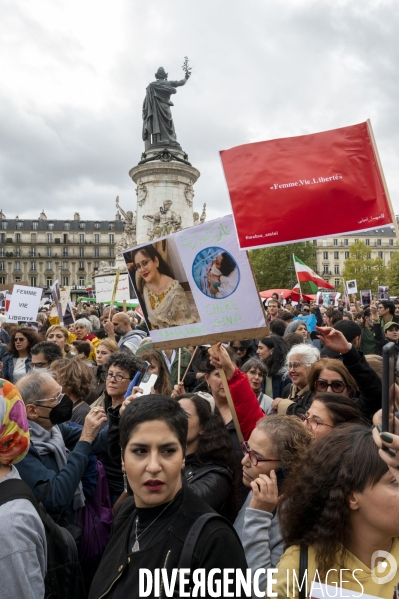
{"left": 177, "top": 348, "right": 182, "bottom": 385}
{"left": 109, "top": 271, "right": 120, "bottom": 311}
{"left": 211, "top": 344, "right": 244, "bottom": 443}
{"left": 367, "top": 119, "right": 399, "bottom": 241}
{"left": 123, "top": 300, "right": 127, "bottom": 313}
{"left": 181, "top": 346, "right": 198, "bottom": 384}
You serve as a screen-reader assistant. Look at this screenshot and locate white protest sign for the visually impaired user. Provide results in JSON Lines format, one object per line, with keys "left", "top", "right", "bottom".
{"left": 346, "top": 279, "right": 358, "bottom": 295}
{"left": 6, "top": 285, "right": 42, "bottom": 323}
{"left": 123, "top": 215, "right": 268, "bottom": 348}
{"left": 95, "top": 274, "right": 134, "bottom": 303}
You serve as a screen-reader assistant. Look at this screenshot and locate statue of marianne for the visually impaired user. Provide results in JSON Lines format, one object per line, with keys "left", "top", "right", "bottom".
{"left": 142, "top": 66, "right": 190, "bottom": 150}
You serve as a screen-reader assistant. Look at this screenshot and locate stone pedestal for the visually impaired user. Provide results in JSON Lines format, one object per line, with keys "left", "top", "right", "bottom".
{"left": 129, "top": 150, "right": 200, "bottom": 245}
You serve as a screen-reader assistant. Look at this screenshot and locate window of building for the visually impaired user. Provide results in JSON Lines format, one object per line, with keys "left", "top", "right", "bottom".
{"left": 14, "top": 276, "right": 21, "bottom": 282}
{"left": 62, "top": 276, "right": 69, "bottom": 286}
{"left": 334, "top": 265, "right": 340, "bottom": 274}
{"left": 30, "top": 277, "right": 37, "bottom": 286}
{"left": 335, "top": 279, "right": 340, "bottom": 287}
{"left": 378, "top": 251, "right": 383, "bottom": 259}
{"left": 79, "top": 261, "right": 84, "bottom": 269}
{"left": 390, "top": 239, "right": 394, "bottom": 246}
{"left": 323, "top": 251, "right": 328, "bottom": 260}
{"left": 64, "top": 222, "right": 70, "bottom": 230}
{"left": 30, "top": 248, "right": 36, "bottom": 257}
{"left": 48, "top": 222, "right": 54, "bottom": 230}
{"left": 0, "top": 234, "right": 4, "bottom": 243}
{"left": 15, "top": 233, "right": 21, "bottom": 242}
{"left": 47, "top": 233, "right": 52, "bottom": 243}
{"left": 94, "top": 247, "right": 100, "bottom": 258}
{"left": 367, "top": 253, "right": 371, "bottom": 259}
{"left": 63, "top": 234, "right": 68, "bottom": 244}
{"left": 30, "top": 261, "right": 36, "bottom": 271}
{"left": 109, "top": 261, "right": 115, "bottom": 268}
{"left": 62, "top": 261, "right": 68, "bottom": 270}
{"left": 94, "top": 222, "right": 100, "bottom": 229}
{"left": 0, "top": 221, "right": 8, "bottom": 230}
{"left": 345, "top": 251, "right": 350, "bottom": 259}
{"left": 79, "top": 222, "right": 86, "bottom": 230}
{"left": 94, "top": 261, "right": 99, "bottom": 268}
{"left": 31, "top": 233, "right": 36, "bottom": 243}
{"left": 79, "top": 247, "right": 84, "bottom": 257}
{"left": 32, "top": 222, "right": 38, "bottom": 230}
{"left": 391, "top": 252, "right": 394, "bottom": 258}
{"left": 0, "top": 249, "right": 4, "bottom": 258}
{"left": 79, "top": 277, "right": 85, "bottom": 286}
{"left": 46, "top": 261, "right": 52, "bottom": 270}
{"left": 16, "top": 221, "right": 23, "bottom": 230}
{"left": 0, "top": 277, "right": 5, "bottom": 284}
{"left": 365, "top": 239, "right": 370, "bottom": 246}
{"left": 94, "top": 234, "right": 100, "bottom": 243}
{"left": 109, "top": 223, "right": 115, "bottom": 231}
{"left": 63, "top": 248, "right": 68, "bottom": 257}
{"left": 334, "top": 251, "right": 339, "bottom": 260}
{"left": 79, "top": 234, "right": 85, "bottom": 243}
{"left": 323, "top": 265, "right": 329, "bottom": 275}
{"left": 47, "top": 247, "right": 52, "bottom": 257}
{"left": 377, "top": 239, "right": 382, "bottom": 246}
{"left": 0, "top": 262, "right": 5, "bottom": 271}
{"left": 109, "top": 234, "right": 114, "bottom": 243}
{"left": 344, "top": 239, "right": 348, "bottom": 246}
{"left": 354, "top": 239, "right": 359, "bottom": 243}
{"left": 14, "top": 261, "right": 20, "bottom": 270}
{"left": 333, "top": 239, "right": 338, "bottom": 246}
{"left": 46, "top": 277, "right": 53, "bottom": 287}
{"left": 313, "top": 240, "right": 317, "bottom": 246}
{"left": 109, "top": 248, "right": 114, "bottom": 258}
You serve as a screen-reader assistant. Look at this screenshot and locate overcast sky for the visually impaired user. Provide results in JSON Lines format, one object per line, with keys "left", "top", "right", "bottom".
{"left": 1, "top": 0, "right": 399, "bottom": 223}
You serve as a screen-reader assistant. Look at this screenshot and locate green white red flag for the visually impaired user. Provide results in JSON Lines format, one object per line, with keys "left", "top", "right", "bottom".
{"left": 294, "top": 255, "right": 334, "bottom": 291}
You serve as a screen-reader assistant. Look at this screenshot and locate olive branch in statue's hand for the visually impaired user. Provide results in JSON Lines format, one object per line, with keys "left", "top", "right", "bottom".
{"left": 182, "top": 56, "right": 192, "bottom": 78}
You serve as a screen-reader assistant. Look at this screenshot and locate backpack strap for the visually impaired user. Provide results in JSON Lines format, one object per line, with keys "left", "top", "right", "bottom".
{"left": 299, "top": 544, "right": 308, "bottom": 599}
{"left": 0, "top": 478, "right": 41, "bottom": 515}
{"left": 177, "top": 513, "right": 228, "bottom": 570}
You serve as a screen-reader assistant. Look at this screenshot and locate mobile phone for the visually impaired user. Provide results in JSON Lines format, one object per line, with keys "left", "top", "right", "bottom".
{"left": 382, "top": 342, "right": 396, "bottom": 434}
{"left": 124, "top": 361, "right": 150, "bottom": 399}
{"left": 139, "top": 372, "right": 158, "bottom": 396}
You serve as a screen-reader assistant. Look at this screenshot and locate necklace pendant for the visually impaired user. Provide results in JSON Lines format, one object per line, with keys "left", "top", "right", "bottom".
{"left": 132, "top": 539, "right": 140, "bottom": 552}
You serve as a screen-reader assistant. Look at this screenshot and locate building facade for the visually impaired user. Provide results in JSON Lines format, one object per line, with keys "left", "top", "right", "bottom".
{"left": 314, "top": 225, "right": 398, "bottom": 287}
{"left": 0, "top": 210, "right": 124, "bottom": 293}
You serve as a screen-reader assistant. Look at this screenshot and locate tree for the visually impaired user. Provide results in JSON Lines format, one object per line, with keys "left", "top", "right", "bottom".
{"left": 249, "top": 242, "right": 317, "bottom": 293}
{"left": 386, "top": 250, "right": 399, "bottom": 296}
{"left": 342, "top": 241, "right": 385, "bottom": 294}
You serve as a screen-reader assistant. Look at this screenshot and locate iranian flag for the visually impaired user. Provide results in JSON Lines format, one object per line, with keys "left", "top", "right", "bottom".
{"left": 294, "top": 256, "right": 334, "bottom": 291}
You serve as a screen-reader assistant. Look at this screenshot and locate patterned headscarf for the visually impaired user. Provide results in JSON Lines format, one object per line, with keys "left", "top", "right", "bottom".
{"left": 0, "top": 379, "right": 30, "bottom": 465}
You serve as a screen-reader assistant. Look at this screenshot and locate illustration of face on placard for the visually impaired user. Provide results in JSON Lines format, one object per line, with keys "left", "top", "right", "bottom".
{"left": 124, "top": 239, "right": 200, "bottom": 331}
{"left": 191, "top": 247, "right": 240, "bottom": 299}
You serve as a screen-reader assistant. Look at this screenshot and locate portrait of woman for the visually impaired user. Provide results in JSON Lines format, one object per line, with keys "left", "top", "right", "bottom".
{"left": 125, "top": 243, "right": 200, "bottom": 330}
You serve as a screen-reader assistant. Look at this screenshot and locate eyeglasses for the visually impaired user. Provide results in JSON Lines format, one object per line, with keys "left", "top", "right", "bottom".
{"left": 299, "top": 413, "right": 334, "bottom": 431}
{"left": 232, "top": 346, "right": 246, "bottom": 353}
{"left": 314, "top": 379, "right": 347, "bottom": 393}
{"left": 106, "top": 373, "right": 131, "bottom": 383}
{"left": 288, "top": 362, "right": 303, "bottom": 371}
{"left": 302, "top": 309, "right": 310, "bottom": 313}
{"left": 240, "top": 441, "right": 279, "bottom": 467}
{"left": 34, "top": 388, "right": 64, "bottom": 405}
{"left": 31, "top": 361, "right": 50, "bottom": 369}
{"left": 14, "top": 337, "right": 26, "bottom": 343}
{"left": 133, "top": 259, "right": 152, "bottom": 271}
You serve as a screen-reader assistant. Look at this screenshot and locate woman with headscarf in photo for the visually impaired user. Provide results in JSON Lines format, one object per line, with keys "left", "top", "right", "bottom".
{"left": 0, "top": 379, "right": 47, "bottom": 599}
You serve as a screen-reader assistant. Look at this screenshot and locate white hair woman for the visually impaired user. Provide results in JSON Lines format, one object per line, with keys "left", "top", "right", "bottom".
{"left": 73, "top": 317, "right": 100, "bottom": 361}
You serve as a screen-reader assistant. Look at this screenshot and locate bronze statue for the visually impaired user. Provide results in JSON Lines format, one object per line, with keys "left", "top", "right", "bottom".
{"left": 142, "top": 59, "right": 191, "bottom": 150}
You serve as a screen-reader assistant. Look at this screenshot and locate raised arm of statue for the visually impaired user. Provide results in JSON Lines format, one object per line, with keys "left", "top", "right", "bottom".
{"left": 118, "top": 205, "right": 129, "bottom": 221}
{"left": 143, "top": 214, "right": 155, "bottom": 223}
{"left": 169, "top": 73, "right": 191, "bottom": 88}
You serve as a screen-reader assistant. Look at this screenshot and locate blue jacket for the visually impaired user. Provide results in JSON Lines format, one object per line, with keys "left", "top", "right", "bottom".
{"left": 15, "top": 423, "right": 109, "bottom": 526}
{"left": 1, "top": 352, "right": 32, "bottom": 383}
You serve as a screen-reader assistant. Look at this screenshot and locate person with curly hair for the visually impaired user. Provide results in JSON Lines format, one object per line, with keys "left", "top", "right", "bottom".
{"left": 235, "top": 415, "right": 313, "bottom": 595}
{"left": 50, "top": 357, "right": 94, "bottom": 425}
{"left": 273, "top": 424, "right": 399, "bottom": 598}
{"left": 2, "top": 327, "right": 40, "bottom": 384}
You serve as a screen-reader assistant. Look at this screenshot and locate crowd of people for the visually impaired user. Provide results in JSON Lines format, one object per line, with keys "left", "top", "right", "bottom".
{"left": 0, "top": 294, "right": 399, "bottom": 598}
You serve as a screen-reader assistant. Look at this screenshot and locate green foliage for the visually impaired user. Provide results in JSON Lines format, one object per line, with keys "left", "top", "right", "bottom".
{"left": 342, "top": 241, "right": 385, "bottom": 293}
{"left": 386, "top": 250, "right": 399, "bottom": 296}
{"left": 249, "top": 242, "right": 317, "bottom": 293}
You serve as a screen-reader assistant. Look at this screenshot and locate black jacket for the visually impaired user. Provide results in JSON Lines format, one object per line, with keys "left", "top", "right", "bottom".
{"left": 285, "top": 345, "right": 382, "bottom": 423}
{"left": 373, "top": 322, "right": 399, "bottom": 359}
{"left": 88, "top": 486, "right": 248, "bottom": 599}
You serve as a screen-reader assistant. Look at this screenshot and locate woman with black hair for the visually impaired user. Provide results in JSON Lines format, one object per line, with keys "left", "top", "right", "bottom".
{"left": 256, "top": 335, "right": 290, "bottom": 398}
{"left": 230, "top": 339, "right": 256, "bottom": 367}
{"left": 126, "top": 245, "right": 199, "bottom": 330}
{"left": 2, "top": 327, "right": 40, "bottom": 384}
{"left": 89, "top": 396, "right": 247, "bottom": 599}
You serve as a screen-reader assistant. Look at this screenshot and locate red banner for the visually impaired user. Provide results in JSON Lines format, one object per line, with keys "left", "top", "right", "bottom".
{"left": 220, "top": 121, "right": 393, "bottom": 250}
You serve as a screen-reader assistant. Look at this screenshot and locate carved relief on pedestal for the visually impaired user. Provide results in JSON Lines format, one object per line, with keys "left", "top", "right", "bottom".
{"left": 143, "top": 200, "right": 182, "bottom": 241}
{"left": 115, "top": 196, "right": 137, "bottom": 257}
{"left": 200, "top": 203, "right": 206, "bottom": 223}
{"left": 136, "top": 180, "right": 147, "bottom": 207}
{"left": 184, "top": 183, "right": 195, "bottom": 207}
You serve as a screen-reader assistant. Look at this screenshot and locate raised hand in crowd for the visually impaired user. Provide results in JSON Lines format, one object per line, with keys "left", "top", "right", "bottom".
{"left": 103, "top": 319, "right": 115, "bottom": 340}
{"left": 208, "top": 342, "right": 236, "bottom": 379}
{"left": 119, "top": 386, "right": 143, "bottom": 415}
{"left": 372, "top": 410, "right": 399, "bottom": 483}
{"left": 315, "top": 325, "right": 351, "bottom": 354}
{"left": 171, "top": 381, "right": 185, "bottom": 398}
{"left": 248, "top": 470, "right": 279, "bottom": 513}
{"left": 79, "top": 406, "right": 107, "bottom": 443}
